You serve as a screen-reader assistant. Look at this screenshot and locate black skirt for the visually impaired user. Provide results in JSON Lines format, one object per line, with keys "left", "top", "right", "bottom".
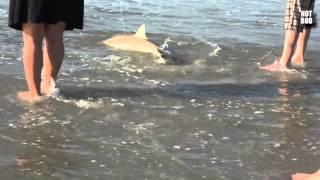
{"left": 8, "top": 0, "right": 84, "bottom": 30}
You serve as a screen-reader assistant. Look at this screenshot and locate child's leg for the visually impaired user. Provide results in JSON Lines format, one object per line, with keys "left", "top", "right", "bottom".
{"left": 279, "top": 30, "right": 299, "bottom": 66}
{"left": 42, "top": 22, "right": 66, "bottom": 94}
{"left": 18, "top": 23, "right": 45, "bottom": 102}
{"left": 260, "top": 0, "right": 301, "bottom": 71}
{"left": 292, "top": 0, "right": 315, "bottom": 65}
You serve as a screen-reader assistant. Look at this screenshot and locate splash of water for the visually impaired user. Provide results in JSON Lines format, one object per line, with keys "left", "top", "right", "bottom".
{"left": 159, "top": 38, "right": 172, "bottom": 51}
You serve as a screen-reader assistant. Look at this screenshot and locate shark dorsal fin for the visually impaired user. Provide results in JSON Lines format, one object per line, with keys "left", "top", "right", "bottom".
{"left": 134, "top": 24, "right": 148, "bottom": 39}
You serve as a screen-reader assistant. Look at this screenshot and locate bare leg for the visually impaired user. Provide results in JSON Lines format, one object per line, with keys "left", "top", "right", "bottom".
{"left": 291, "top": 27, "right": 311, "bottom": 65}
{"left": 18, "top": 23, "right": 45, "bottom": 102}
{"left": 42, "top": 22, "right": 66, "bottom": 95}
{"left": 260, "top": 30, "right": 299, "bottom": 72}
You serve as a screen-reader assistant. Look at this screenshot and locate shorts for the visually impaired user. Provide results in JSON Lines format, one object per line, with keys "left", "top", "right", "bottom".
{"left": 284, "top": 0, "right": 315, "bottom": 32}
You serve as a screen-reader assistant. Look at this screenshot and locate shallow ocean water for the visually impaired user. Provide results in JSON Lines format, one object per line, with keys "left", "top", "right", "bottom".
{"left": 0, "top": 1, "right": 320, "bottom": 180}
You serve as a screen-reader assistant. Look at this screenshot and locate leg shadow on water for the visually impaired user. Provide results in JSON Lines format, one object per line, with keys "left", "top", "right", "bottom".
{"left": 58, "top": 80, "right": 320, "bottom": 100}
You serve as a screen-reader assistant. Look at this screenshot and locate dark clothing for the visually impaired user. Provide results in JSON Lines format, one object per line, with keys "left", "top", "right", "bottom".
{"left": 9, "top": 0, "right": 84, "bottom": 30}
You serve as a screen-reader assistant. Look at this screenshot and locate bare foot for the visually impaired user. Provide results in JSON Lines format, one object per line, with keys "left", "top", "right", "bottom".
{"left": 17, "top": 91, "right": 42, "bottom": 103}
{"left": 307, "top": 170, "right": 320, "bottom": 180}
{"left": 292, "top": 173, "right": 312, "bottom": 180}
{"left": 292, "top": 170, "right": 320, "bottom": 180}
{"left": 260, "top": 60, "right": 290, "bottom": 72}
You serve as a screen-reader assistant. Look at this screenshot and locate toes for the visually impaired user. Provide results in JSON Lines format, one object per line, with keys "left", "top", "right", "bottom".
{"left": 17, "top": 91, "right": 42, "bottom": 103}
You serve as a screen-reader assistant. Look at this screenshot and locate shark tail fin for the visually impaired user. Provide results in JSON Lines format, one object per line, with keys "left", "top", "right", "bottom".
{"left": 134, "top": 24, "right": 148, "bottom": 39}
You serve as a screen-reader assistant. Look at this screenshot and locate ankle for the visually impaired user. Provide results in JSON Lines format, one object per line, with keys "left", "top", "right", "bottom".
{"left": 29, "top": 90, "right": 41, "bottom": 97}
{"left": 278, "top": 59, "right": 289, "bottom": 68}
{"left": 292, "top": 55, "right": 304, "bottom": 62}
{"left": 43, "top": 77, "right": 56, "bottom": 85}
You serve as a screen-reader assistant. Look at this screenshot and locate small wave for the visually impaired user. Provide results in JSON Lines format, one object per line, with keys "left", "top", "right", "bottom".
{"left": 0, "top": 134, "right": 18, "bottom": 143}
{"left": 55, "top": 97, "right": 104, "bottom": 109}
{"left": 187, "top": 36, "right": 222, "bottom": 57}
{"left": 45, "top": 82, "right": 105, "bottom": 110}
{"left": 206, "top": 43, "right": 222, "bottom": 57}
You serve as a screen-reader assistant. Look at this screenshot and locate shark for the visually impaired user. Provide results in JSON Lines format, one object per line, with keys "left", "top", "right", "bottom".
{"left": 103, "top": 24, "right": 165, "bottom": 64}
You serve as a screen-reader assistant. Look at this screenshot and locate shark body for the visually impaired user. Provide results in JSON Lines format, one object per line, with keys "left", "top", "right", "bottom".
{"left": 103, "top": 24, "right": 165, "bottom": 64}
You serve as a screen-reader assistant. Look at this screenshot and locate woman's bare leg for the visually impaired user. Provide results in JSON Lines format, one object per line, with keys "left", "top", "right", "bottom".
{"left": 42, "top": 22, "right": 66, "bottom": 94}
{"left": 18, "top": 23, "right": 45, "bottom": 102}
